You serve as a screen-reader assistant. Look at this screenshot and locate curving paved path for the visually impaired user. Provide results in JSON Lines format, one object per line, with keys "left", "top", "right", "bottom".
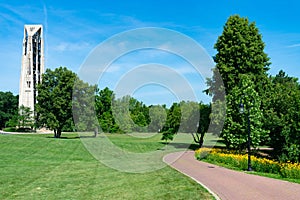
{"left": 163, "top": 151, "right": 300, "bottom": 200}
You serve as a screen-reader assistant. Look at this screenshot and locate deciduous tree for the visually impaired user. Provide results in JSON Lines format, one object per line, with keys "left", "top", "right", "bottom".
{"left": 95, "top": 87, "right": 119, "bottom": 133}
{"left": 222, "top": 75, "right": 268, "bottom": 150}
{"left": 36, "top": 67, "right": 77, "bottom": 138}
{"left": 148, "top": 105, "right": 167, "bottom": 132}
{"left": 193, "top": 103, "right": 211, "bottom": 147}
{"left": 112, "top": 95, "right": 135, "bottom": 133}
{"left": 211, "top": 15, "right": 270, "bottom": 95}
{"left": 161, "top": 103, "right": 181, "bottom": 142}
{"left": 206, "top": 15, "right": 271, "bottom": 149}
{"left": 72, "top": 79, "right": 98, "bottom": 132}
{"left": 264, "top": 70, "right": 300, "bottom": 162}
{"left": 0, "top": 91, "right": 18, "bottom": 129}
{"left": 18, "top": 105, "right": 34, "bottom": 129}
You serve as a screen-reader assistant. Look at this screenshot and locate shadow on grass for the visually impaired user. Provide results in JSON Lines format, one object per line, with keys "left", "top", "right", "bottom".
{"left": 159, "top": 142, "right": 201, "bottom": 151}
{"left": 160, "top": 141, "right": 228, "bottom": 151}
{"left": 46, "top": 136, "right": 80, "bottom": 139}
{"left": 44, "top": 135, "right": 100, "bottom": 140}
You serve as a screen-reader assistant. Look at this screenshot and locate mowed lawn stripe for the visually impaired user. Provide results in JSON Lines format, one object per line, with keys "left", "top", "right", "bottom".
{"left": 0, "top": 134, "right": 214, "bottom": 199}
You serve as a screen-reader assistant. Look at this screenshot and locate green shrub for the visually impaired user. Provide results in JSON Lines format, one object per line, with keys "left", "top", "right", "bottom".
{"left": 3, "top": 127, "right": 17, "bottom": 132}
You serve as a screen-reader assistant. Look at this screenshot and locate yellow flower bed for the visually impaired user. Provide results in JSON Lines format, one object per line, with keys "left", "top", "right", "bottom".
{"left": 195, "top": 148, "right": 300, "bottom": 179}
{"left": 280, "top": 162, "right": 300, "bottom": 179}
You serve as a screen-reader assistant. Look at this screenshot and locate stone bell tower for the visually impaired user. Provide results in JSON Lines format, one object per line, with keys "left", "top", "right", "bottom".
{"left": 19, "top": 25, "right": 44, "bottom": 115}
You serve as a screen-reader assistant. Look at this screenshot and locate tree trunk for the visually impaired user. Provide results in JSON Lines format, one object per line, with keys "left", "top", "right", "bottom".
{"left": 199, "top": 132, "right": 205, "bottom": 148}
{"left": 94, "top": 126, "right": 98, "bottom": 137}
{"left": 192, "top": 132, "right": 205, "bottom": 148}
{"left": 54, "top": 129, "right": 62, "bottom": 138}
{"left": 57, "top": 129, "right": 62, "bottom": 138}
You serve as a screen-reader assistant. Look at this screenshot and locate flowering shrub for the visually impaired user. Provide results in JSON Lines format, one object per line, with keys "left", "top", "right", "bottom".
{"left": 280, "top": 162, "right": 300, "bottom": 179}
{"left": 195, "top": 148, "right": 300, "bottom": 179}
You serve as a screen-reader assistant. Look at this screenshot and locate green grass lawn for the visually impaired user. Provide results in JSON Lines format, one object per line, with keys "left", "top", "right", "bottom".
{"left": 0, "top": 133, "right": 214, "bottom": 199}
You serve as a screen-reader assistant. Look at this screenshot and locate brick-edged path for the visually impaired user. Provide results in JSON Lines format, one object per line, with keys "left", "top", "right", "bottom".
{"left": 163, "top": 151, "right": 300, "bottom": 200}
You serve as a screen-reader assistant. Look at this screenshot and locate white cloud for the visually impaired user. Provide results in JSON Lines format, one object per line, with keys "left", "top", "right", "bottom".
{"left": 53, "top": 42, "right": 90, "bottom": 52}
{"left": 287, "top": 43, "right": 300, "bottom": 48}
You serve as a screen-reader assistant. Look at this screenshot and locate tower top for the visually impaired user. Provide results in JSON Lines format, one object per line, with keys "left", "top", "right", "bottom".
{"left": 24, "top": 24, "right": 43, "bottom": 37}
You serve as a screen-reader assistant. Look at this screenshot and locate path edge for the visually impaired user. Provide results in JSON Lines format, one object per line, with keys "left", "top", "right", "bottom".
{"left": 163, "top": 153, "right": 221, "bottom": 200}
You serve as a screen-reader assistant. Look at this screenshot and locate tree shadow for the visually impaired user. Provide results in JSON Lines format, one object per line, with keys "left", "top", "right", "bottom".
{"left": 45, "top": 133, "right": 101, "bottom": 139}
{"left": 202, "top": 144, "right": 227, "bottom": 149}
{"left": 160, "top": 141, "right": 228, "bottom": 151}
{"left": 159, "top": 142, "right": 200, "bottom": 150}
{"left": 79, "top": 135, "right": 99, "bottom": 139}
{"left": 210, "top": 139, "right": 223, "bottom": 143}
{"left": 46, "top": 136, "right": 81, "bottom": 139}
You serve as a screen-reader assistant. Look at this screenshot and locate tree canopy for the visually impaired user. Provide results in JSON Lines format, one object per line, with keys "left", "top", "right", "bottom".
{"left": 222, "top": 75, "right": 268, "bottom": 149}
{"left": 0, "top": 91, "right": 18, "bottom": 129}
{"left": 95, "top": 87, "right": 119, "bottom": 133}
{"left": 36, "top": 67, "right": 78, "bottom": 138}
{"left": 161, "top": 101, "right": 211, "bottom": 144}
{"left": 212, "top": 15, "right": 270, "bottom": 95}
{"left": 148, "top": 105, "right": 167, "bottom": 133}
{"left": 264, "top": 70, "right": 300, "bottom": 162}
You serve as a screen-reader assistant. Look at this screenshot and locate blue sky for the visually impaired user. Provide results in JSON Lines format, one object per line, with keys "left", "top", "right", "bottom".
{"left": 1, "top": 0, "right": 300, "bottom": 106}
